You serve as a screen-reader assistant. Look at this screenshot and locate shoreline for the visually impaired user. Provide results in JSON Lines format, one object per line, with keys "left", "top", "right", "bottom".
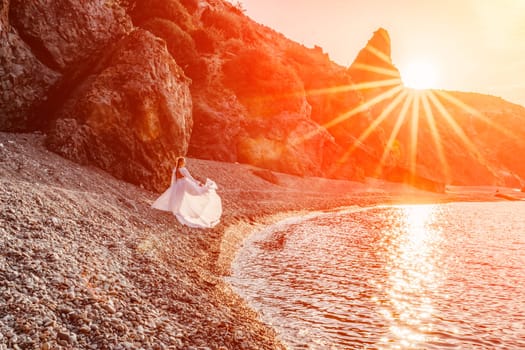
{"left": 221, "top": 194, "right": 512, "bottom": 281}
{"left": 1, "top": 131, "right": 523, "bottom": 349}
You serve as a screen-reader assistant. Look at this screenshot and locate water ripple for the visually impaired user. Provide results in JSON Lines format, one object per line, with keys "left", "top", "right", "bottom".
{"left": 229, "top": 202, "right": 525, "bottom": 349}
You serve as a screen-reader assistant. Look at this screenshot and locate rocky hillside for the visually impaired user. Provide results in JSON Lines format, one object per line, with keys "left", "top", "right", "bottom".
{"left": 349, "top": 29, "right": 525, "bottom": 187}
{"left": 1, "top": 0, "right": 525, "bottom": 191}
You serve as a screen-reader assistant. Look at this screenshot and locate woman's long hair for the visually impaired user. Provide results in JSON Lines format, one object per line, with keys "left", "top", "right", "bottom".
{"left": 175, "top": 157, "right": 185, "bottom": 180}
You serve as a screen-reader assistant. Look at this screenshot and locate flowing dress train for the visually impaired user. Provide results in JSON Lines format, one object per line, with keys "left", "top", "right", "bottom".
{"left": 152, "top": 167, "right": 222, "bottom": 228}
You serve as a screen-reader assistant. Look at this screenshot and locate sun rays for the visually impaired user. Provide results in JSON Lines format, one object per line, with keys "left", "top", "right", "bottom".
{"left": 301, "top": 59, "right": 520, "bottom": 184}
{"left": 322, "top": 84, "right": 404, "bottom": 130}
{"left": 376, "top": 90, "right": 413, "bottom": 176}
{"left": 421, "top": 93, "right": 451, "bottom": 182}
{"left": 304, "top": 78, "right": 402, "bottom": 97}
{"left": 238, "top": 43, "right": 519, "bottom": 186}
{"left": 409, "top": 91, "right": 421, "bottom": 176}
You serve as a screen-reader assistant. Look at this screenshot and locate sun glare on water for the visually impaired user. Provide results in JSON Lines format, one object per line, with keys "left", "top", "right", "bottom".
{"left": 401, "top": 61, "right": 439, "bottom": 90}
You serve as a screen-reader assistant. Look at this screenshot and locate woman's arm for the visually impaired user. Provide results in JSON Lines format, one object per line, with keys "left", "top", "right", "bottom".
{"left": 179, "top": 167, "right": 207, "bottom": 195}
{"left": 170, "top": 167, "right": 177, "bottom": 184}
{"left": 179, "top": 167, "right": 198, "bottom": 183}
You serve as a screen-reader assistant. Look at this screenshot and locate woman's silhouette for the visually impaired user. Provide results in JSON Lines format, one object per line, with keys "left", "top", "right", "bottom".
{"left": 152, "top": 157, "right": 222, "bottom": 228}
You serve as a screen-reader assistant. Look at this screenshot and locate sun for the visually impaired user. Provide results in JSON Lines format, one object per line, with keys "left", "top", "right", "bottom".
{"left": 401, "top": 61, "right": 439, "bottom": 90}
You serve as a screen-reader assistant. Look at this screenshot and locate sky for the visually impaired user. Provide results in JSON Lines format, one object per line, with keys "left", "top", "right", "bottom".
{"left": 232, "top": 0, "right": 525, "bottom": 107}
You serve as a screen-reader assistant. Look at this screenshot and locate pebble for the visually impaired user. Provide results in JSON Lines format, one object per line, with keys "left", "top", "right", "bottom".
{"left": 57, "top": 330, "right": 74, "bottom": 344}
{"left": 101, "top": 303, "right": 116, "bottom": 314}
{"left": 0, "top": 134, "right": 289, "bottom": 350}
{"left": 58, "top": 305, "right": 73, "bottom": 314}
{"left": 79, "top": 325, "right": 91, "bottom": 334}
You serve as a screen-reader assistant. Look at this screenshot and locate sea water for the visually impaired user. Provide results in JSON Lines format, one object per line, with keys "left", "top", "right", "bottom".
{"left": 228, "top": 202, "right": 525, "bottom": 349}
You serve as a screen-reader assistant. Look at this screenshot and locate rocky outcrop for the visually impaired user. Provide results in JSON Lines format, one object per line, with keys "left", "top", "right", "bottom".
{"left": 0, "top": 0, "right": 60, "bottom": 131}
{"left": 9, "top": 0, "right": 132, "bottom": 71}
{"left": 188, "top": 87, "right": 245, "bottom": 162}
{"left": 46, "top": 30, "right": 192, "bottom": 192}
{"left": 237, "top": 112, "right": 338, "bottom": 177}
{"left": 1, "top": 0, "right": 132, "bottom": 131}
{"left": 3, "top": 0, "right": 361, "bottom": 185}
{"left": 348, "top": 27, "right": 401, "bottom": 88}
{"left": 348, "top": 27, "right": 525, "bottom": 187}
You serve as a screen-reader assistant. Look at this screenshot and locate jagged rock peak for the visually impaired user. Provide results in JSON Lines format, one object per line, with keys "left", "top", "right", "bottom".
{"left": 368, "top": 27, "right": 392, "bottom": 59}
{"left": 348, "top": 27, "right": 401, "bottom": 83}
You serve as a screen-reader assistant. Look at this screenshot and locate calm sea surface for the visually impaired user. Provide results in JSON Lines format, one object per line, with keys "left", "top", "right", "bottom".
{"left": 228, "top": 202, "right": 525, "bottom": 349}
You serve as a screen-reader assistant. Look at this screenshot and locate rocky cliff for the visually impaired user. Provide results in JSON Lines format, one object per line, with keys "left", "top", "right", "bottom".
{"left": 1, "top": 0, "right": 525, "bottom": 190}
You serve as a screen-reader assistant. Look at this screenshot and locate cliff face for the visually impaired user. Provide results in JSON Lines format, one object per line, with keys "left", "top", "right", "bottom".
{"left": 429, "top": 92, "right": 525, "bottom": 186}
{"left": 0, "top": 0, "right": 367, "bottom": 188}
{"left": 1, "top": 0, "right": 525, "bottom": 190}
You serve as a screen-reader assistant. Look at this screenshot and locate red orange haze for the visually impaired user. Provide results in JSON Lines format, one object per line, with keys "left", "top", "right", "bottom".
{"left": 236, "top": 0, "right": 525, "bottom": 107}
{"left": 222, "top": 0, "right": 525, "bottom": 191}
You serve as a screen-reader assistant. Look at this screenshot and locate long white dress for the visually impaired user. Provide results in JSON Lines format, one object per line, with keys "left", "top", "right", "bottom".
{"left": 152, "top": 167, "right": 222, "bottom": 228}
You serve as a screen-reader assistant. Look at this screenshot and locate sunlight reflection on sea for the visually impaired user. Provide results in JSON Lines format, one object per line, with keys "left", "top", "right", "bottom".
{"left": 228, "top": 202, "right": 525, "bottom": 349}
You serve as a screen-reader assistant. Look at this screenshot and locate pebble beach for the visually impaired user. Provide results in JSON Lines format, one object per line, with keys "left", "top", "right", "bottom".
{"left": 0, "top": 131, "right": 516, "bottom": 349}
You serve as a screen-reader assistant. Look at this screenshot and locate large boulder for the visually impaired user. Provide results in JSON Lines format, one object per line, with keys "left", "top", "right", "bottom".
{"left": 9, "top": 0, "right": 132, "bottom": 71}
{"left": 46, "top": 30, "right": 193, "bottom": 192}
{"left": 0, "top": 0, "right": 60, "bottom": 131}
{"left": 1, "top": 0, "right": 132, "bottom": 131}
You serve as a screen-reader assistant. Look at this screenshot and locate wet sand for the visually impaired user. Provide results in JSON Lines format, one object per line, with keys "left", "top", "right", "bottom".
{"left": 1, "top": 131, "right": 521, "bottom": 349}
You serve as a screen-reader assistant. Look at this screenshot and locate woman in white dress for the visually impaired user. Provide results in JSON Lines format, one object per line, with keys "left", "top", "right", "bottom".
{"left": 152, "top": 157, "right": 222, "bottom": 228}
